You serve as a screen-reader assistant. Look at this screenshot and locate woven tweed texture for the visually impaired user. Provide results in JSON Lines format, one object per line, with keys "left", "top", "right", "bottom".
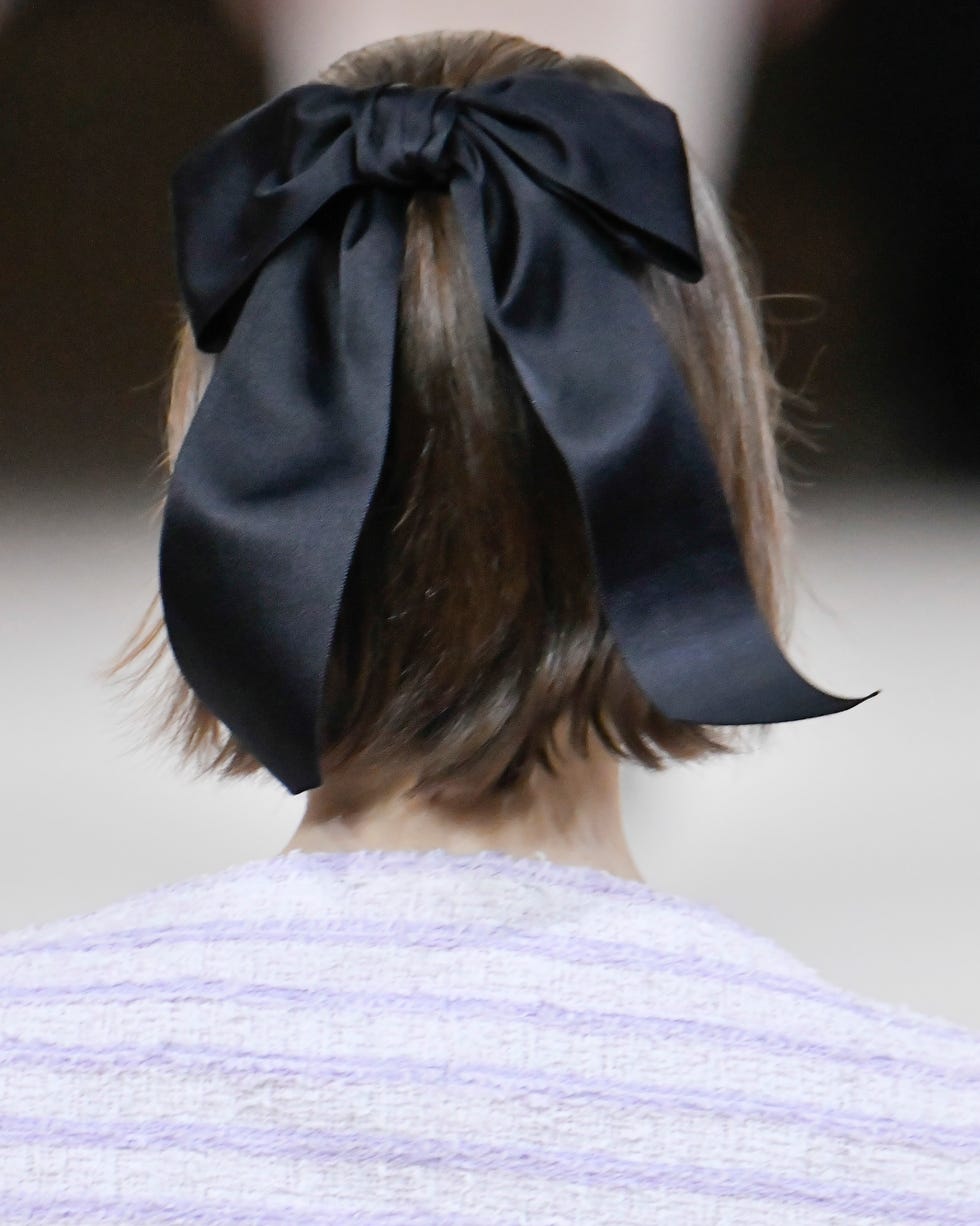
{"left": 1, "top": 848, "right": 978, "bottom": 1223}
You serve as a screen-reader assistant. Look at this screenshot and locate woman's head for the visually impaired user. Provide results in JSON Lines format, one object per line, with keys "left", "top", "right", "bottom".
{"left": 114, "top": 29, "right": 792, "bottom": 809}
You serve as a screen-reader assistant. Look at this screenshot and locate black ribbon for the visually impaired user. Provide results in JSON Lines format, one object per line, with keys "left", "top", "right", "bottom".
{"left": 161, "top": 69, "right": 867, "bottom": 795}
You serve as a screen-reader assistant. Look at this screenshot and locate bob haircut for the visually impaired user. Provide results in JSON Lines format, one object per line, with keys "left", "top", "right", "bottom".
{"left": 110, "top": 29, "right": 796, "bottom": 810}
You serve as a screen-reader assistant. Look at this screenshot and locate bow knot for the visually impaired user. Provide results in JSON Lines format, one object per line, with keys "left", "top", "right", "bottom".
{"left": 353, "top": 84, "right": 457, "bottom": 189}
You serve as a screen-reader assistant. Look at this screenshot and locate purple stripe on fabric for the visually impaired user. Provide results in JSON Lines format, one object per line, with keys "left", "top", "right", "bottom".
{"left": 0, "top": 1192, "right": 485, "bottom": 1225}
{"left": 2, "top": 1035, "right": 978, "bottom": 1157}
{"left": 0, "top": 1113, "right": 975, "bottom": 1223}
{"left": 5, "top": 914, "right": 975, "bottom": 1049}
{"left": 3, "top": 977, "right": 978, "bottom": 1086}
{"left": 0, "top": 847, "right": 794, "bottom": 957}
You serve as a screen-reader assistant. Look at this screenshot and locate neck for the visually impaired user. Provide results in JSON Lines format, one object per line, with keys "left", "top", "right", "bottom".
{"left": 279, "top": 722, "right": 645, "bottom": 883}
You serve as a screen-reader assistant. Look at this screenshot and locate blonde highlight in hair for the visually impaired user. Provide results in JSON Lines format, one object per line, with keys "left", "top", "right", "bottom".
{"left": 107, "top": 29, "right": 793, "bottom": 806}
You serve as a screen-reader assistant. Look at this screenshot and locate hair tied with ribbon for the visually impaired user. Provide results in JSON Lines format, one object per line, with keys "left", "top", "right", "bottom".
{"left": 160, "top": 68, "right": 872, "bottom": 795}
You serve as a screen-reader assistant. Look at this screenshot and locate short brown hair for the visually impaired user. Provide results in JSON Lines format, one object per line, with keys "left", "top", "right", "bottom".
{"left": 110, "top": 29, "right": 793, "bottom": 808}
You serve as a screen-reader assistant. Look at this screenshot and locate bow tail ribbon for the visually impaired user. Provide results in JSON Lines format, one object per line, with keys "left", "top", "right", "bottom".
{"left": 160, "top": 191, "right": 408, "bottom": 792}
{"left": 451, "top": 156, "right": 862, "bottom": 727}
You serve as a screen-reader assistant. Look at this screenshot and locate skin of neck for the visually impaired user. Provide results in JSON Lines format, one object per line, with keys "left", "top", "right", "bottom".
{"left": 279, "top": 716, "right": 645, "bottom": 883}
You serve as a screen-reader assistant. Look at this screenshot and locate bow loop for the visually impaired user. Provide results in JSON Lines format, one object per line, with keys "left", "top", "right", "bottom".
{"left": 457, "top": 72, "right": 703, "bottom": 280}
{"left": 353, "top": 84, "right": 458, "bottom": 189}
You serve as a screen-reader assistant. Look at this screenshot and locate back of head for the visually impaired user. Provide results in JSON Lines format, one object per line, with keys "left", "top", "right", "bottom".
{"left": 117, "top": 30, "right": 791, "bottom": 809}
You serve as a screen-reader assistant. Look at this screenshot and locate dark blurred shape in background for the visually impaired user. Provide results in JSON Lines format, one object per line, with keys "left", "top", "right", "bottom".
{"left": 731, "top": 0, "right": 980, "bottom": 480}
{"left": 0, "top": 0, "right": 264, "bottom": 493}
{"left": 0, "top": 0, "right": 977, "bottom": 494}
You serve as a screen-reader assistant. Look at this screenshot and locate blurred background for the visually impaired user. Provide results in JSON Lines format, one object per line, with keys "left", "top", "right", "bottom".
{"left": 2, "top": 1, "right": 978, "bottom": 1028}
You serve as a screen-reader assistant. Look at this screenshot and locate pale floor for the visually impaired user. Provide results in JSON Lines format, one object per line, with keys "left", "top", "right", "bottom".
{"left": 2, "top": 480, "right": 979, "bottom": 1030}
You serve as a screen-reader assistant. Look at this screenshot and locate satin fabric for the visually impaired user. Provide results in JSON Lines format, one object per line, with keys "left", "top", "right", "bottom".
{"left": 161, "top": 69, "right": 866, "bottom": 794}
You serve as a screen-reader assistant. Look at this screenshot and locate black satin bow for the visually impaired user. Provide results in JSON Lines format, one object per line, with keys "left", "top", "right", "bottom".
{"left": 160, "top": 68, "right": 867, "bottom": 795}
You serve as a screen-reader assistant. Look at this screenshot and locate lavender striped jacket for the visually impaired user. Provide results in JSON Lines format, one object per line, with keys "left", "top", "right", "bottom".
{"left": 1, "top": 847, "right": 978, "bottom": 1223}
